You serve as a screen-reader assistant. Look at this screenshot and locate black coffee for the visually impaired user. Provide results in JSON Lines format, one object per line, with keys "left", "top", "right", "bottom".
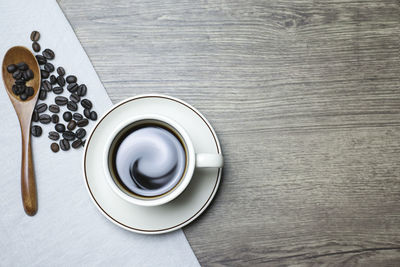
{"left": 111, "top": 123, "right": 186, "bottom": 197}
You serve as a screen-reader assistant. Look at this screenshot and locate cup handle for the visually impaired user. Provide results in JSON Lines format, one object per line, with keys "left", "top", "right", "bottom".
{"left": 195, "top": 153, "right": 224, "bottom": 168}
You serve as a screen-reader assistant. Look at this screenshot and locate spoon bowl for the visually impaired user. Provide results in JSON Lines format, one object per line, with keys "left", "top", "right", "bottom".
{"left": 2, "top": 46, "right": 40, "bottom": 216}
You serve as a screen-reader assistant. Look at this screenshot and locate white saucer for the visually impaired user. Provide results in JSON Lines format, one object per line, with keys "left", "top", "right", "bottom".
{"left": 83, "top": 94, "right": 222, "bottom": 234}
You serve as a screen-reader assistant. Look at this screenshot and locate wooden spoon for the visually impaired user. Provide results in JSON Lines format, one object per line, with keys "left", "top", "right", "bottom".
{"left": 2, "top": 46, "right": 40, "bottom": 216}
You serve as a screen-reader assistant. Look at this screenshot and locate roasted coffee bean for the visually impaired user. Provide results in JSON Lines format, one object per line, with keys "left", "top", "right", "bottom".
{"left": 76, "top": 128, "right": 86, "bottom": 139}
{"left": 39, "top": 114, "right": 51, "bottom": 124}
{"left": 26, "top": 87, "right": 34, "bottom": 97}
{"left": 41, "top": 80, "right": 52, "bottom": 91}
{"left": 30, "top": 31, "right": 40, "bottom": 41}
{"left": 76, "top": 119, "right": 89, "bottom": 127}
{"left": 32, "top": 42, "right": 41, "bottom": 52}
{"left": 44, "top": 62, "right": 55, "bottom": 72}
{"left": 35, "top": 55, "right": 47, "bottom": 65}
{"left": 57, "top": 67, "right": 65, "bottom": 76}
{"left": 69, "top": 93, "right": 80, "bottom": 103}
{"left": 12, "top": 85, "right": 18, "bottom": 95}
{"left": 57, "top": 75, "right": 65, "bottom": 86}
{"left": 32, "top": 110, "right": 39, "bottom": 122}
{"left": 73, "top": 113, "right": 83, "bottom": 121}
{"left": 17, "top": 62, "right": 28, "bottom": 71}
{"left": 31, "top": 125, "right": 42, "bottom": 137}
{"left": 81, "top": 99, "right": 92, "bottom": 110}
{"left": 67, "top": 83, "right": 78, "bottom": 93}
{"left": 67, "top": 101, "right": 78, "bottom": 111}
{"left": 90, "top": 111, "right": 98, "bottom": 121}
{"left": 12, "top": 70, "right": 22, "bottom": 79}
{"left": 49, "top": 104, "right": 60, "bottom": 113}
{"left": 51, "top": 114, "right": 59, "bottom": 123}
{"left": 48, "top": 131, "right": 60, "bottom": 141}
{"left": 55, "top": 123, "right": 66, "bottom": 133}
{"left": 66, "top": 75, "right": 77, "bottom": 83}
{"left": 24, "top": 69, "right": 34, "bottom": 80}
{"left": 76, "top": 84, "right": 87, "bottom": 96}
{"left": 63, "top": 111, "right": 72, "bottom": 122}
{"left": 72, "top": 139, "right": 82, "bottom": 149}
{"left": 60, "top": 139, "right": 70, "bottom": 151}
{"left": 83, "top": 108, "right": 90, "bottom": 119}
{"left": 15, "top": 79, "right": 25, "bottom": 85}
{"left": 42, "top": 48, "right": 55, "bottom": 60}
{"left": 55, "top": 96, "right": 68, "bottom": 105}
{"left": 67, "top": 120, "right": 77, "bottom": 131}
{"left": 62, "top": 131, "right": 76, "bottom": 141}
{"left": 36, "top": 103, "right": 47, "bottom": 113}
{"left": 39, "top": 89, "right": 47, "bottom": 100}
{"left": 53, "top": 86, "right": 63, "bottom": 94}
{"left": 51, "top": 142, "right": 60, "bottom": 153}
{"left": 20, "top": 93, "right": 28, "bottom": 101}
{"left": 49, "top": 75, "right": 57, "bottom": 85}
{"left": 7, "top": 64, "right": 17, "bottom": 73}
{"left": 41, "top": 69, "right": 49, "bottom": 79}
{"left": 16, "top": 85, "right": 26, "bottom": 95}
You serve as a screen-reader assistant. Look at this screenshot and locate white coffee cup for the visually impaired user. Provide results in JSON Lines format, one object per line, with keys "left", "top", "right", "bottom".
{"left": 103, "top": 114, "right": 223, "bottom": 206}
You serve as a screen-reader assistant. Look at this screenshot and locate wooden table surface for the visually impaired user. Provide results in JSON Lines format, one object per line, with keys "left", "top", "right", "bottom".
{"left": 58, "top": 0, "right": 400, "bottom": 265}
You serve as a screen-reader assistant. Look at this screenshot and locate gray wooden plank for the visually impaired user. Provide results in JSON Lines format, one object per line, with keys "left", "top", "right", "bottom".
{"left": 57, "top": 0, "right": 400, "bottom": 265}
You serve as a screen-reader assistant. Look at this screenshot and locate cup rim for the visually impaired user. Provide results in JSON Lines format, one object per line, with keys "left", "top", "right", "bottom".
{"left": 103, "top": 114, "right": 196, "bottom": 207}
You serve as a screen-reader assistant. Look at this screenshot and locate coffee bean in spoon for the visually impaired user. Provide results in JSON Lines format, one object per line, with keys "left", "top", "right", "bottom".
{"left": 35, "top": 55, "right": 47, "bottom": 65}
{"left": 72, "top": 139, "right": 82, "bottom": 149}
{"left": 67, "top": 83, "right": 78, "bottom": 93}
{"left": 39, "top": 114, "right": 51, "bottom": 124}
{"left": 73, "top": 113, "right": 83, "bottom": 121}
{"left": 62, "top": 131, "right": 76, "bottom": 141}
{"left": 69, "top": 93, "right": 80, "bottom": 103}
{"left": 39, "top": 89, "right": 47, "bottom": 100}
{"left": 44, "top": 62, "right": 55, "bottom": 72}
{"left": 55, "top": 123, "right": 66, "bottom": 133}
{"left": 30, "top": 31, "right": 40, "bottom": 42}
{"left": 81, "top": 99, "right": 92, "bottom": 110}
{"left": 53, "top": 86, "right": 63, "bottom": 95}
{"left": 60, "top": 139, "right": 70, "bottom": 151}
{"left": 77, "top": 84, "right": 87, "bottom": 96}
{"left": 13, "top": 70, "right": 22, "bottom": 80}
{"left": 32, "top": 42, "right": 41, "bottom": 52}
{"left": 7, "top": 64, "right": 17, "bottom": 73}
{"left": 51, "top": 142, "right": 60, "bottom": 153}
{"left": 51, "top": 114, "right": 59, "bottom": 123}
{"left": 26, "top": 87, "right": 34, "bottom": 97}
{"left": 35, "top": 103, "right": 47, "bottom": 113}
{"left": 41, "top": 80, "right": 52, "bottom": 91}
{"left": 57, "top": 67, "right": 65, "bottom": 76}
{"left": 90, "top": 111, "right": 97, "bottom": 121}
{"left": 20, "top": 93, "right": 28, "bottom": 101}
{"left": 63, "top": 111, "right": 72, "bottom": 122}
{"left": 55, "top": 96, "right": 68, "bottom": 106}
{"left": 66, "top": 75, "right": 77, "bottom": 83}
{"left": 67, "top": 101, "right": 78, "bottom": 111}
{"left": 48, "top": 131, "right": 60, "bottom": 141}
{"left": 77, "top": 119, "right": 89, "bottom": 127}
{"left": 42, "top": 49, "right": 55, "bottom": 60}
{"left": 49, "top": 75, "right": 57, "bottom": 85}
{"left": 76, "top": 128, "right": 86, "bottom": 139}
{"left": 17, "top": 62, "right": 28, "bottom": 71}
{"left": 56, "top": 75, "right": 65, "bottom": 87}
{"left": 49, "top": 104, "right": 60, "bottom": 113}
{"left": 67, "top": 120, "right": 76, "bottom": 131}
{"left": 24, "top": 69, "right": 34, "bottom": 80}
{"left": 31, "top": 125, "right": 42, "bottom": 137}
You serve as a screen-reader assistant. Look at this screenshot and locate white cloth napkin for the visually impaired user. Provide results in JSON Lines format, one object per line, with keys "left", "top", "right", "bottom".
{"left": 0, "top": 0, "right": 199, "bottom": 266}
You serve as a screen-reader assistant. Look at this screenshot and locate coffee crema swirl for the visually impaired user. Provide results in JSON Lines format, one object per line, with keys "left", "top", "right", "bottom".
{"left": 114, "top": 126, "right": 186, "bottom": 197}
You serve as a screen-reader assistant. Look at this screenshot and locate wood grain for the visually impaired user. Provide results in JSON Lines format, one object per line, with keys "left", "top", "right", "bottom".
{"left": 57, "top": 0, "right": 400, "bottom": 265}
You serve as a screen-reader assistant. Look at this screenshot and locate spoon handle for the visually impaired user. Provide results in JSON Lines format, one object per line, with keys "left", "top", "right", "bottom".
{"left": 21, "top": 123, "right": 38, "bottom": 216}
